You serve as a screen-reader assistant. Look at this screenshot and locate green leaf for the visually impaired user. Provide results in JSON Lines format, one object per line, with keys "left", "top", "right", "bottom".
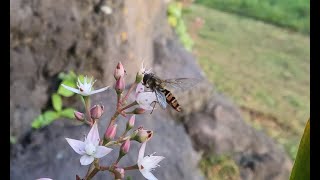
{"left": 58, "top": 70, "right": 77, "bottom": 81}
{"left": 58, "top": 72, "right": 67, "bottom": 80}
{"left": 60, "top": 108, "right": 76, "bottom": 119}
{"left": 168, "top": 16, "right": 178, "bottom": 27}
{"left": 167, "top": 2, "right": 182, "bottom": 18}
{"left": 52, "top": 93, "right": 62, "bottom": 111}
{"left": 289, "top": 118, "right": 310, "bottom": 180}
{"left": 31, "top": 111, "right": 60, "bottom": 129}
{"left": 58, "top": 79, "right": 76, "bottom": 97}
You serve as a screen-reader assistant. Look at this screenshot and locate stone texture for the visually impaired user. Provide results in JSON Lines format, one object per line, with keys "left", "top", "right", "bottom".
{"left": 185, "top": 92, "right": 292, "bottom": 180}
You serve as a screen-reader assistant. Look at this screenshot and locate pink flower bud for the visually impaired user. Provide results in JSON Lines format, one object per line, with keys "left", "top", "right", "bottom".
{"left": 133, "top": 108, "right": 146, "bottom": 114}
{"left": 114, "top": 62, "right": 125, "bottom": 80}
{"left": 115, "top": 76, "right": 125, "bottom": 94}
{"left": 131, "top": 127, "right": 153, "bottom": 143}
{"left": 90, "top": 104, "right": 104, "bottom": 119}
{"left": 105, "top": 124, "right": 117, "bottom": 141}
{"left": 126, "top": 115, "right": 135, "bottom": 130}
{"left": 120, "top": 139, "right": 131, "bottom": 155}
{"left": 74, "top": 111, "right": 85, "bottom": 121}
{"left": 114, "top": 167, "right": 125, "bottom": 179}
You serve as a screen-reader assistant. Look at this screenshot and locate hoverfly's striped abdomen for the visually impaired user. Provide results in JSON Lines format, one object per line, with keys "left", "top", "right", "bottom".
{"left": 161, "top": 89, "right": 182, "bottom": 112}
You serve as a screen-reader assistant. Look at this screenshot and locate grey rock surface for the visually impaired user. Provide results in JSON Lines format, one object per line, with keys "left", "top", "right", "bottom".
{"left": 185, "top": 92, "right": 292, "bottom": 180}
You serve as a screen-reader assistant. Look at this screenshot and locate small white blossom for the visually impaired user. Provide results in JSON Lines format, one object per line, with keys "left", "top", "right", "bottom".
{"left": 65, "top": 122, "right": 112, "bottom": 165}
{"left": 101, "top": 5, "right": 112, "bottom": 15}
{"left": 135, "top": 83, "right": 157, "bottom": 110}
{"left": 137, "top": 142, "right": 164, "bottom": 180}
{"left": 139, "top": 61, "right": 152, "bottom": 75}
{"left": 62, "top": 76, "right": 109, "bottom": 96}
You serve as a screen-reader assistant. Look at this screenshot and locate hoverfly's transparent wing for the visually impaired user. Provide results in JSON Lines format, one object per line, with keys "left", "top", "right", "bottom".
{"left": 155, "top": 89, "right": 167, "bottom": 109}
{"left": 163, "top": 78, "right": 200, "bottom": 91}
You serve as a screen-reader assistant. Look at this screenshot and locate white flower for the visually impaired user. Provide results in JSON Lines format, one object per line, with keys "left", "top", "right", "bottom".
{"left": 139, "top": 61, "right": 152, "bottom": 75}
{"left": 137, "top": 142, "right": 165, "bottom": 180}
{"left": 135, "top": 83, "right": 157, "bottom": 110}
{"left": 101, "top": 5, "right": 112, "bottom": 15}
{"left": 62, "top": 76, "right": 109, "bottom": 96}
{"left": 65, "top": 122, "right": 112, "bottom": 165}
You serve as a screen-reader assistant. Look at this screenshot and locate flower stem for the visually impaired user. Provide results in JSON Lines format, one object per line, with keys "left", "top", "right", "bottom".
{"left": 121, "top": 82, "right": 137, "bottom": 105}
{"left": 107, "top": 111, "right": 120, "bottom": 128}
{"left": 84, "top": 159, "right": 100, "bottom": 180}
{"left": 84, "top": 96, "right": 92, "bottom": 125}
{"left": 116, "top": 93, "right": 122, "bottom": 110}
{"left": 124, "top": 164, "right": 139, "bottom": 171}
{"left": 119, "top": 101, "right": 138, "bottom": 112}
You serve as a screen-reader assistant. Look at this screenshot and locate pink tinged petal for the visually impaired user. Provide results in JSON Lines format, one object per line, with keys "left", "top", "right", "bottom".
{"left": 61, "top": 84, "right": 81, "bottom": 94}
{"left": 136, "top": 83, "right": 145, "bottom": 93}
{"left": 93, "top": 146, "right": 113, "bottom": 158}
{"left": 86, "top": 122, "right": 100, "bottom": 146}
{"left": 140, "top": 170, "right": 158, "bottom": 180}
{"left": 65, "top": 138, "right": 86, "bottom": 155}
{"left": 80, "top": 155, "right": 95, "bottom": 165}
{"left": 138, "top": 142, "right": 147, "bottom": 162}
{"left": 90, "top": 86, "right": 109, "bottom": 95}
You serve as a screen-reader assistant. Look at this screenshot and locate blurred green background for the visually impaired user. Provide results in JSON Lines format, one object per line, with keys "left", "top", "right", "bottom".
{"left": 170, "top": 0, "right": 309, "bottom": 179}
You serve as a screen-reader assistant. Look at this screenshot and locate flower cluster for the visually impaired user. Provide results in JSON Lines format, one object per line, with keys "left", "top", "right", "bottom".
{"left": 40, "top": 62, "right": 164, "bottom": 180}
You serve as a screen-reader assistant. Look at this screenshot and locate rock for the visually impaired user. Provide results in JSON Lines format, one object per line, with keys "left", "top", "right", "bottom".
{"left": 185, "top": 92, "right": 292, "bottom": 180}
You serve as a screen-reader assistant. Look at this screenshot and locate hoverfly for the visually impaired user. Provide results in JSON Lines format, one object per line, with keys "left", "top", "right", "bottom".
{"left": 142, "top": 73, "right": 199, "bottom": 112}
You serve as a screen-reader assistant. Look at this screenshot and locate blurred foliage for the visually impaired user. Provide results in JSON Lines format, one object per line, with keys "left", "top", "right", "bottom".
{"left": 184, "top": 5, "right": 309, "bottom": 162}
{"left": 195, "top": 0, "right": 309, "bottom": 34}
{"left": 167, "top": 1, "right": 194, "bottom": 51}
{"left": 200, "top": 154, "right": 240, "bottom": 180}
{"left": 10, "top": 135, "right": 17, "bottom": 144}
{"left": 31, "top": 71, "right": 79, "bottom": 129}
{"left": 289, "top": 118, "right": 310, "bottom": 180}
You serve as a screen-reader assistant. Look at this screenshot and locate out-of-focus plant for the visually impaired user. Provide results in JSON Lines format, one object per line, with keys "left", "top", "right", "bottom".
{"left": 200, "top": 154, "right": 240, "bottom": 180}
{"left": 31, "top": 71, "right": 79, "bottom": 129}
{"left": 167, "top": 1, "right": 194, "bottom": 51}
{"left": 289, "top": 118, "right": 309, "bottom": 180}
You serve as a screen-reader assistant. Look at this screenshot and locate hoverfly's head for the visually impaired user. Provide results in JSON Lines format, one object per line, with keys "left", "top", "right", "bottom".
{"left": 142, "top": 72, "right": 154, "bottom": 85}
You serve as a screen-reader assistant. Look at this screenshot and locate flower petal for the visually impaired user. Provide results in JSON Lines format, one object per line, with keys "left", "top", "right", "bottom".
{"left": 136, "top": 83, "right": 145, "bottom": 93}
{"left": 86, "top": 122, "right": 100, "bottom": 146}
{"left": 136, "top": 92, "right": 157, "bottom": 110}
{"left": 90, "top": 86, "right": 109, "bottom": 95}
{"left": 65, "top": 138, "right": 86, "bottom": 155}
{"left": 93, "top": 146, "right": 113, "bottom": 158}
{"left": 141, "top": 155, "right": 165, "bottom": 171}
{"left": 138, "top": 142, "right": 147, "bottom": 162}
{"left": 140, "top": 170, "right": 158, "bottom": 180}
{"left": 80, "top": 155, "right": 94, "bottom": 166}
{"left": 36, "top": 178, "right": 53, "bottom": 180}
{"left": 61, "top": 84, "right": 81, "bottom": 94}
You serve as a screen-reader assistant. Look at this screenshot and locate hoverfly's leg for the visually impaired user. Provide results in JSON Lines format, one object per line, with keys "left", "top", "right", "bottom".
{"left": 150, "top": 101, "right": 157, "bottom": 114}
